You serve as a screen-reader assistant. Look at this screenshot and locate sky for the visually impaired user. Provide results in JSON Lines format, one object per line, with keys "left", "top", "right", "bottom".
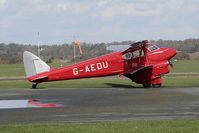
{"left": 0, "top": 0, "right": 199, "bottom": 44}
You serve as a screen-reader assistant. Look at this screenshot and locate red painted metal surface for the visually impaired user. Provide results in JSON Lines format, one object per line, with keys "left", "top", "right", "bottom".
{"left": 27, "top": 40, "right": 176, "bottom": 87}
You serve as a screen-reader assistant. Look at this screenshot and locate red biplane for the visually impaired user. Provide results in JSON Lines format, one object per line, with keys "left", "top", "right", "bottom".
{"left": 23, "top": 40, "right": 176, "bottom": 88}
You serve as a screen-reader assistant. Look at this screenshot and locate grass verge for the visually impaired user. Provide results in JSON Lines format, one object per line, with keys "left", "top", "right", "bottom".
{"left": 0, "top": 120, "right": 199, "bottom": 133}
{"left": 0, "top": 76, "right": 198, "bottom": 89}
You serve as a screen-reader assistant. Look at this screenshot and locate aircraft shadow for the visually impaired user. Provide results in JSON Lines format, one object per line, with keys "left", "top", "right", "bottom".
{"left": 104, "top": 83, "right": 143, "bottom": 89}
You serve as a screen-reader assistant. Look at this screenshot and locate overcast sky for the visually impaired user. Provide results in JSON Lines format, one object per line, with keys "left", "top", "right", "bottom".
{"left": 0, "top": 0, "right": 199, "bottom": 44}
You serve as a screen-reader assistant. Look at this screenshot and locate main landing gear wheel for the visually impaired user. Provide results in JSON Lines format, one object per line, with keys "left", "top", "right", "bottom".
{"left": 152, "top": 84, "right": 161, "bottom": 88}
{"left": 32, "top": 83, "right": 38, "bottom": 89}
{"left": 142, "top": 83, "right": 151, "bottom": 88}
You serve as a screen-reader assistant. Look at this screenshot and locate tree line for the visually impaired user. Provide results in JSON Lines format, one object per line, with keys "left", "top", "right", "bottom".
{"left": 0, "top": 38, "right": 199, "bottom": 64}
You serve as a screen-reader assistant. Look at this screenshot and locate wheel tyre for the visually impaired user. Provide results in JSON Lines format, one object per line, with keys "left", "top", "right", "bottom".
{"left": 152, "top": 84, "right": 161, "bottom": 88}
{"left": 142, "top": 83, "right": 151, "bottom": 88}
{"left": 32, "top": 83, "right": 38, "bottom": 89}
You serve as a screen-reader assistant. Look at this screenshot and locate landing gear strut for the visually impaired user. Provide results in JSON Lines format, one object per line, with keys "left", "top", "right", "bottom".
{"left": 32, "top": 83, "right": 38, "bottom": 89}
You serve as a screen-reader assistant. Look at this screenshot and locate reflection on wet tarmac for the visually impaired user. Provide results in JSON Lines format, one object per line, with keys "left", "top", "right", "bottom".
{"left": 0, "top": 99, "right": 60, "bottom": 109}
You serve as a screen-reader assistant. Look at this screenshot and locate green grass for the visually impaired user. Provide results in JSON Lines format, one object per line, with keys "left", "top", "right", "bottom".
{"left": 0, "top": 64, "right": 25, "bottom": 77}
{"left": 0, "top": 78, "right": 136, "bottom": 89}
{"left": 0, "top": 76, "right": 198, "bottom": 89}
{"left": 171, "top": 59, "right": 199, "bottom": 73}
{"left": 163, "top": 76, "right": 199, "bottom": 87}
{"left": 0, "top": 63, "right": 69, "bottom": 77}
{"left": 0, "top": 120, "right": 199, "bottom": 133}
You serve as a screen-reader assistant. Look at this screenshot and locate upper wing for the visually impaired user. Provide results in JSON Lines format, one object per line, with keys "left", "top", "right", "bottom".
{"left": 106, "top": 40, "right": 148, "bottom": 54}
{"left": 122, "top": 40, "right": 148, "bottom": 54}
{"left": 106, "top": 45, "right": 130, "bottom": 52}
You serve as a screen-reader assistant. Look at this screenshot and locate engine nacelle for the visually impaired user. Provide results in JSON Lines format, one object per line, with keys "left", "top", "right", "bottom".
{"left": 152, "top": 61, "right": 169, "bottom": 76}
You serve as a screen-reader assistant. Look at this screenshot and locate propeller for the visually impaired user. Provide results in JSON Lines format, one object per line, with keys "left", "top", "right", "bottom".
{"left": 168, "top": 60, "right": 174, "bottom": 68}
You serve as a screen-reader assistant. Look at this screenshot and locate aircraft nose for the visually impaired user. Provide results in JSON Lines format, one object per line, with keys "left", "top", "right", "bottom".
{"left": 168, "top": 48, "right": 177, "bottom": 60}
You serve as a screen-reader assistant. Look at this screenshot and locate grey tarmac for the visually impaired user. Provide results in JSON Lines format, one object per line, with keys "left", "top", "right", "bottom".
{"left": 0, "top": 87, "right": 199, "bottom": 124}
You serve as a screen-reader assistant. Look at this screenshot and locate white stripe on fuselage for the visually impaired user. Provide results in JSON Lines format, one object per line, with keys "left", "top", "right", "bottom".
{"left": 148, "top": 48, "right": 169, "bottom": 55}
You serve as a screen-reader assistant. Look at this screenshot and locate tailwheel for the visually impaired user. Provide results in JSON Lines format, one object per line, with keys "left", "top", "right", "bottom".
{"left": 142, "top": 83, "right": 151, "bottom": 88}
{"left": 32, "top": 83, "right": 38, "bottom": 89}
{"left": 152, "top": 84, "right": 161, "bottom": 88}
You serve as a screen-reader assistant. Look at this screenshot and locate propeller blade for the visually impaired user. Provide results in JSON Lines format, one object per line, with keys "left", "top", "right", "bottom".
{"left": 168, "top": 60, "right": 173, "bottom": 68}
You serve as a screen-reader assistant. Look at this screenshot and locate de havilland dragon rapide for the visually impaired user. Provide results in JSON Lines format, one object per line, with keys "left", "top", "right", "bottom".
{"left": 23, "top": 40, "right": 176, "bottom": 89}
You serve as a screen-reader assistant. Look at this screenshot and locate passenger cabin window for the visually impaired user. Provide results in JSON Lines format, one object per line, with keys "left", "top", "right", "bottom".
{"left": 122, "top": 50, "right": 143, "bottom": 60}
{"left": 132, "top": 50, "right": 143, "bottom": 58}
{"left": 122, "top": 52, "right": 132, "bottom": 60}
{"left": 147, "top": 45, "right": 159, "bottom": 51}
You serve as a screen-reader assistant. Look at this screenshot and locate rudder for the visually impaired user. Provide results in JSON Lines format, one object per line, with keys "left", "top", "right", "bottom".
{"left": 23, "top": 51, "right": 50, "bottom": 77}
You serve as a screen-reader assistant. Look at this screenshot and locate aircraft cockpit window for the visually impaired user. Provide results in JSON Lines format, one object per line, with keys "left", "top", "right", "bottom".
{"left": 122, "top": 52, "right": 132, "bottom": 60}
{"left": 132, "top": 50, "right": 143, "bottom": 58}
{"left": 147, "top": 45, "right": 159, "bottom": 51}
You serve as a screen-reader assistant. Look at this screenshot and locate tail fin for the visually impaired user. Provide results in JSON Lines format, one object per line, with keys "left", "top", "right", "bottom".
{"left": 23, "top": 51, "right": 50, "bottom": 77}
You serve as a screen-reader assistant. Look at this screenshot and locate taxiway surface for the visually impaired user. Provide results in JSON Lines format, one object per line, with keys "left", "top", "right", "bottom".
{"left": 0, "top": 87, "right": 199, "bottom": 124}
